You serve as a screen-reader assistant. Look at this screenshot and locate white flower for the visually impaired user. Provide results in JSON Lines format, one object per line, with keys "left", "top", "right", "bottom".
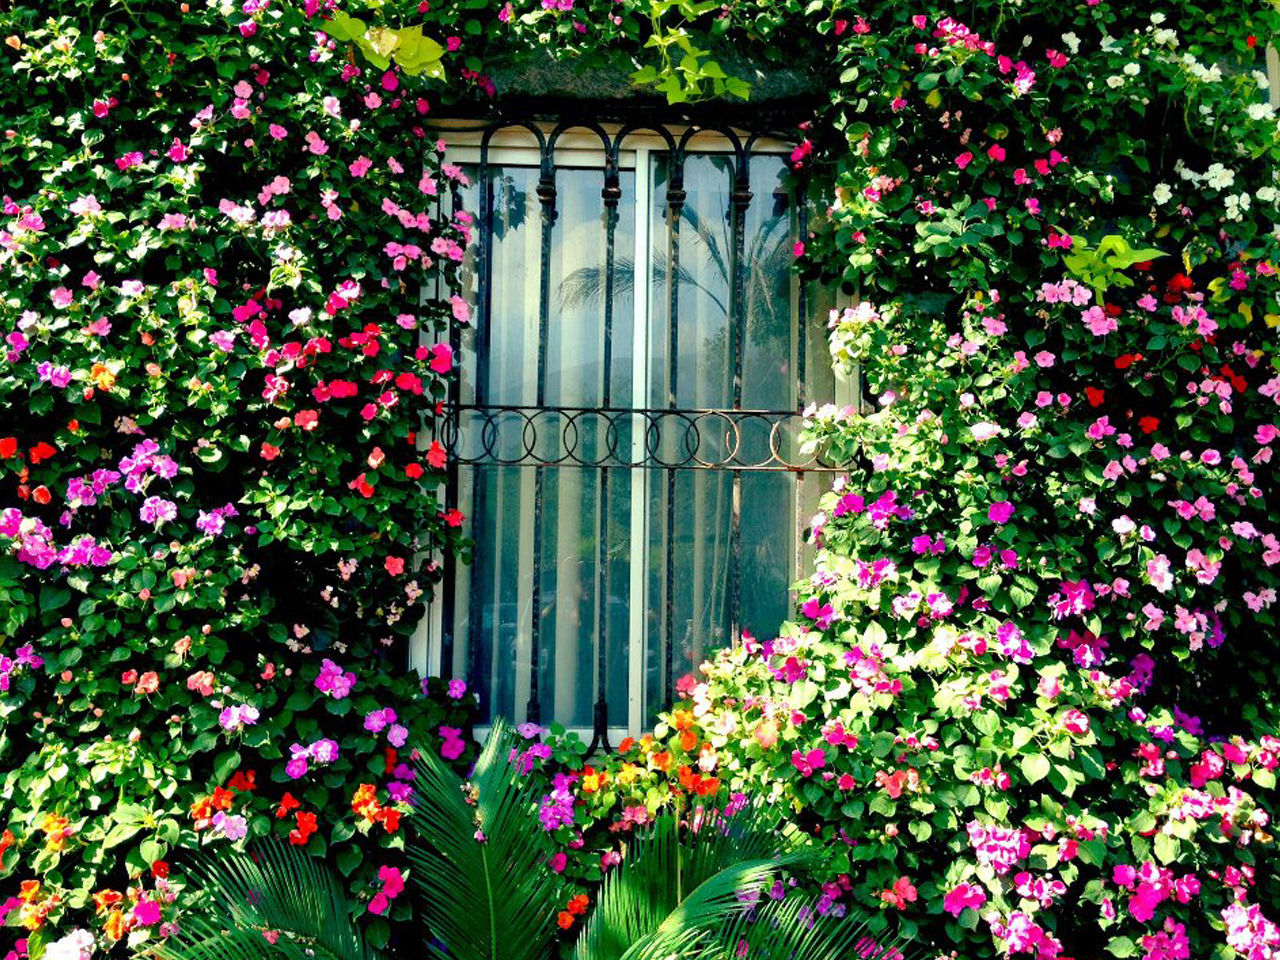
{"left": 1123, "top": 62, "right": 1141, "bottom": 76}
{"left": 1205, "top": 163, "right": 1236, "bottom": 190}
{"left": 1061, "top": 31, "right": 1081, "bottom": 54}
{"left": 1257, "top": 185, "right": 1278, "bottom": 203}
{"left": 1153, "top": 183, "right": 1173, "bottom": 205}
{"left": 1150, "top": 11, "right": 1167, "bottom": 23}
{"left": 1153, "top": 28, "right": 1178, "bottom": 47}
{"left": 1106, "top": 75, "right": 1125, "bottom": 89}
{"left": 1254, "top": 69, "right": 1272, "bottom": 90}
{"left": 45, "top": 930, "right": 95, "bottom": 960}
{"left": 1247, "top": 102, "right": 1276, "bottom": 121}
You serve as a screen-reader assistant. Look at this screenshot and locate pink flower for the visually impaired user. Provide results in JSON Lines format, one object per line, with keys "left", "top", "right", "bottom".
{"left": 350, "top": 156, "right": 373, "bottom": 177}
{"left": 988, "top": 501, "right": 1014, "bottom": 524}
{"left": 955, "top": 151, "right": 974, "bottom": 170}
{"left": 791, "top": 748, "right": 826, "bottom": 777}
{"left": 943, "top": 882, "right": 987, "bottom": 917}
{"left": 1081, "top": 305, "right": 1117, "bottom": 336}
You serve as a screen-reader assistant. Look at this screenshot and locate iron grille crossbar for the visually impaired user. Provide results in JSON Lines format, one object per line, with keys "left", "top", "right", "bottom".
{"left": 442, "top": 404, "right": 842, "bottom": 472}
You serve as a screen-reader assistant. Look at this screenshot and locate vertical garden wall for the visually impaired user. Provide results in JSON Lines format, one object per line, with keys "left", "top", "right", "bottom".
{"left": 3, "top": 1, "right": 1280, "bottom": 959}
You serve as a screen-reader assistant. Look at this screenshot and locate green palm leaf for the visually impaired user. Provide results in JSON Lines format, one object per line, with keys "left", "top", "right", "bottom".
{"left": 697, "top": 892, "right": 932, "bottom": 960}
{"left": 152, "top": 840, "right": 379, "bottom": 960}
{"left": 573, "top": 799, "right": 814, "bottom": 960}
{"left": 407, "top": 718, "right": 570, "bottom": 960}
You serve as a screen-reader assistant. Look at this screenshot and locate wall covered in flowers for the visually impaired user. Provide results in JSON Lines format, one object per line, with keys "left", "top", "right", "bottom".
{"left": 3, "top": 0, "right": 1280, "bottom": 959}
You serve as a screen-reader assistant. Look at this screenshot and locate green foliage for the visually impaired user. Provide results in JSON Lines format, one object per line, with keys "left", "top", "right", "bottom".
{"left": 153, "top": 841, "right": 383, "bottom": 960}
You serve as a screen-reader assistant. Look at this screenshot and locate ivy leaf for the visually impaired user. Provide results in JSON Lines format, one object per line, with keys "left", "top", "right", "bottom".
{"left": 395, "top": 28, "right": 445, "bottom": 76}
{"left": 320, "top": 10, "right": 367, "bottom": 42}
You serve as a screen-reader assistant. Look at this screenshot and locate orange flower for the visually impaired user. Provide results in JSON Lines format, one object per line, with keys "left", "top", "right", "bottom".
{"left": 0, "top": 828, "right": 14, "bottom": 857}
{"left": 133, "top": 671, "right": 160, "bottom": 695}
{"left": 18, "top": 880, "right": 42, "bottom": 903}
{"left": 104, "top": 907, "right": 129, "bottom": 940}
{"left": 618, "top": 737, "right": 636, "bottom": 754}
{"left": 40, "top": 813, "right": 71, "bottom": 851}
{"left": 210, "top": 786, "right": 235, "bottom": 811}
{"left": 190, "top": 795, "right": 213, "bottom": 820}
{"left": 556, "top": 910, "right": 575, "bottom": 930}
{"left": 580, "top": 766, "right": 607, "bottom": 794}
{"left": 93, "top": 889, "right": 123, "bottom": 914}
{"left": 650, "top": 751, "right": 671, "bottom": 772}
{"left": 566, "top": 894, "right": 590, "bottom": 916}
{"left": 679, "top": 729, "right": 697, "bottom": 752}
{"left": 90, "top": 362, "right": 116, "bottom": 390}
{"left": 352, "top": 783, "right": 380, "bottom": 820}
{"left": 672, "top": 709, "right": 694, "bottom": 731}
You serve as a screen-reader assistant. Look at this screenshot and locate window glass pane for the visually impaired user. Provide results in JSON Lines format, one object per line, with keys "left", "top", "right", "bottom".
{"left": 450, "top": 161, "right": 635, "bottom": 728}
{"left": 643, "top": 150, "right": 797, "bottom": 721}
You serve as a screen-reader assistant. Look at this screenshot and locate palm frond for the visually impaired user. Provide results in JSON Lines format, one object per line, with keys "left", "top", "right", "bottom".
{"left": 702, "top": 892, "right": 933, "bottom": 960}
{"left": 407, "top": 718, "right": 569, "bottom": 960}
{"left": 153, "top": 841, "right": 378, "bottom": 960}
{"left": 573, "top": 798, "right": 813, "bottom": 960}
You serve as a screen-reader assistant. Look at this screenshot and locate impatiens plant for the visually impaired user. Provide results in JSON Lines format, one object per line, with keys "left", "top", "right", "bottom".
{"left": 0, "top": 1, "right": 479, "bottom": 954}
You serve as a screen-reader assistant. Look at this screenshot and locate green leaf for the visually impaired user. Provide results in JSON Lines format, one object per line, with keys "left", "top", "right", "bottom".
{"left": 1020, "top": 753, "right": 1051, "bottom": 784}
{"left": 321, "top": 10, "right": 367, "bottom": 42}
{"left": 395, "top": 28, "right": 445, "bottom": 75}
{"left": 1107, "top": 936, "right": 1138, "bottom": 958}
{"left": 1153, "top": 832, "right": 1180, "bottom": 864}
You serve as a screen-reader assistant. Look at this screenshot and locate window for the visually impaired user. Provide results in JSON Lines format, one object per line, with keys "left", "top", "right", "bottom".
{"left": 415, "top": 119, "right": 839, "bottom": 746}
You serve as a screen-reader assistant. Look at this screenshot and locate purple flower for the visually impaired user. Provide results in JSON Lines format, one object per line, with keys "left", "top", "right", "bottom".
{"left": 212, "top": 811, "right": 248, "bottom": 841}
{"left": 440, "top": 726, "right": 465, "bottom": 760}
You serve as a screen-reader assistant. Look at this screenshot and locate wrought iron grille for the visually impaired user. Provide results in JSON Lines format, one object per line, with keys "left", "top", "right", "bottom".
{"left": 436, "top": 118, "right": 840, "bottom": 752}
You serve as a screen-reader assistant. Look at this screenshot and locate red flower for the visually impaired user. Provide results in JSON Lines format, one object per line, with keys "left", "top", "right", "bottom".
{"left": 228, "top": 770, "right": 256, "bottom": 792}
{"left": 1138, "top": 416, "right": 1160, "bottom": 434}
{"left": 1085, "top": 387, "right": 1105, "bottom": 407}
{"left": 0, "top": 437, "right": 16, "bottom": 458}
{"left": 151, "top": 860, "right": 169, "bottom": 879}
{"left": 1114, "top": 353, "right": 1141, "bottom": 370}
{"left": 276, "top": 793, "right": 301, "bottom": 819}
{"left": 385, "top": 556, "right": 405, "bottom": 576}
{"left": 405, "top": 463, "right": 424, "bottom": 479}
{"left": 29, "top": 441, "right": 56, "bottom": 464}
{"left": 289, "top": 811, "right": 318, "bottom": 845}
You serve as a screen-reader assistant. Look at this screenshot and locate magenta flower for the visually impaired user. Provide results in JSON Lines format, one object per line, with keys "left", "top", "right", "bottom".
{"left": 988, "top": 501, "right": 1015, "bottom": 524}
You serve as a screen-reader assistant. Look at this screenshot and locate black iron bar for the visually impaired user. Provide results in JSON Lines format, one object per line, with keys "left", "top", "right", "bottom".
{"left": 727, "top": 145, "right": 752, "bottom": 648}
{"left": 662, "top": 144, "right": 686, "bottom": 713}
{"left": 527, "top": 136, "right": 558, "bottom": 726}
